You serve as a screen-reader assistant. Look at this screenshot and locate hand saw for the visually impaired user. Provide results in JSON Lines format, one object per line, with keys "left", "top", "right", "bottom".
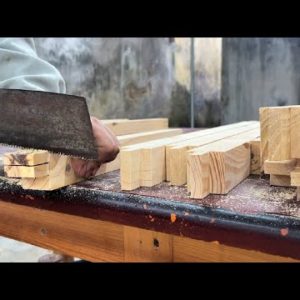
{"left": 0, "top": 89, "right": 98, "bottom": 160}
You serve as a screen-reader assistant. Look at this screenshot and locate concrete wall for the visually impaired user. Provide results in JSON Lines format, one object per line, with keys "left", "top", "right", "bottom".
{"left": 221, "top": 38, "right": 300, "bottom": 124}
{"left": 34, "top": 38, "right": 222, "bottom": 127}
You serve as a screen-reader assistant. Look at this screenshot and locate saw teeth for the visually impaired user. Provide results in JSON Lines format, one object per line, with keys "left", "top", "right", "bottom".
{"left": 0, "top": 143, "right": 92, "bottom": 160}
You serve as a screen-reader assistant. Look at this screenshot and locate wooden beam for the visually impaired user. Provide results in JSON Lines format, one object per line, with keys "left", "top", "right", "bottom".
{"left": 120, "top": 121, "right": 259, "bottom": 190}
{"left": 188, "top": 141, "right": 251, "bottom": 199}
{"left": 0, "top": 199, "right": 296, "bottom": 262}
{"left": 166, "top": 121, "right": 257, "bottom": 181}
{"left": 173, "top": 236, "right": 297, "bottom": 262}
{"left": 264, "top": 159, "right": 297, "bottom": 176}
{"left": 0, "top": 200, "right": 124, "bottom": 262}
{"left": 169, "top": 124, "right": 259, "bottom": 186}
{"left": 103, "top": 118, "right": 168, "bottom": 135}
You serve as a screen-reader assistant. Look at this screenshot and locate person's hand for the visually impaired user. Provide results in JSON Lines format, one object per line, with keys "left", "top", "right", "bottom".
{"left": 71, "top": 116, "right": 120, "bottom": 178}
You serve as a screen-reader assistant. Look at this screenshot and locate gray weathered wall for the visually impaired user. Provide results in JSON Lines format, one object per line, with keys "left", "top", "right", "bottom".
{"left": 34, "top": 38, "right": 222, "bottom": 128}
{"left": 221, "top": 38, "right": 300, "bottom": 124}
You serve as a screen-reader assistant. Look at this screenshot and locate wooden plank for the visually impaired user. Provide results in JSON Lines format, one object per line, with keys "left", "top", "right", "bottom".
{"left": 103, "top": 118, "right": 168, "bottom": 135}
{"left": 173, "top": 236, "right": 298, "bottom": 262}
{"left": 0, "top": 200, "right": 124, "bottom": 262}
{"left": 0, "top": 199, "right": 297, "bottom": 262}
{"left": 3, "top": 150, "right": 49, "bottom": 166}
{"left": 4, "top": 163, "right": 49, "bottom": 178}
{"left": 169, "top": 124, "right": 259, "bottom": 186}
{"left": 20, "top": 154, "right": 82, "bottom": 191}
{"left": 250, "top": 138, "right": 261, "bottom": 175}
{"left": 117, "top": 128, "right": 183, "bottom": 147}
{"left": 264, "top": 159, "right": 297, "bottom": 176}
{"left": 189, "top": 142, "right": 250, "bottom": 199}
{"left": 270, "top": 174, "right": 291, "bottom": 187}
{"left": 187, "top": 130, "right": 259, "bottom": 194}
{"left": 291, "top": 106, "right": 300, "bottom": 159}
{"left": 120, "top": 121, "right": 259, "bottom": 190}
{"left": 259, "top": 107, "right": 269, "bottom": 172}
{"left": 268, "top": 107, "right": 291, "bottom": 161}
{"left": 123, "top": 226, "right": 173, "bottom": 262}
{"left": 166, "top": 121, "right": 257, "bottom": 181}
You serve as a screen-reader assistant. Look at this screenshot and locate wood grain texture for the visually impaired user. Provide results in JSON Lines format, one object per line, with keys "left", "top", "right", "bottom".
{"left": 4, "top": 163, "right": 49, "bottom": 178}
{"left": 0, "top": 199, "right": 297, "bottom": 262}
{"left": 165, "top": 121, "right": 256, "bottom": 181}
{"left": 173, "top": 236, "right": 298, "bottom": 262}
{"left": 123, "top": 226, "right": 173, "bottom": 262}
{"left": 120, "top": 122, "right": 259, "bottom": 190}
{"left": 189, "top": 142, "right": 250, "bottom": 199}
{"left": 264, "top": 159, "right": 296, "bottom": 176}
{"left": 0, "top": 200, "right": 124, "bottom": 262}
{"left": 3, "top": 150, "right": 49, "bottom": 166}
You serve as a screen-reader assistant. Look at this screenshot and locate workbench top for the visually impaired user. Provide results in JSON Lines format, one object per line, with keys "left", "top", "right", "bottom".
{"left": 1, "top": 146, "right": 300, "bottom": 260}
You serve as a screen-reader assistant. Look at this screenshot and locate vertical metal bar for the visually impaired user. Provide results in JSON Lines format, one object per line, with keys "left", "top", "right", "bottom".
{"left": 190, "top": 37, "right": 195, "bottom": 128}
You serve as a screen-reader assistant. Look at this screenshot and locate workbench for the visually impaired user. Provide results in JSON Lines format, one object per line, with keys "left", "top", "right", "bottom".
{"left": 0, "top": 146, "right": 299, "bottom": 262}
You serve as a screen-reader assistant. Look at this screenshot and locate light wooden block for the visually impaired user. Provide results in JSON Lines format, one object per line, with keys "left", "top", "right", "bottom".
{"left": 264, "top": 159, "right": 296, "bottom": 176}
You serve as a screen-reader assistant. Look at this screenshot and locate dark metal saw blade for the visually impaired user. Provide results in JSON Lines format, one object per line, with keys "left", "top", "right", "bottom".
{"left": 0, "top": 89, "right": 99, "bottom": 160}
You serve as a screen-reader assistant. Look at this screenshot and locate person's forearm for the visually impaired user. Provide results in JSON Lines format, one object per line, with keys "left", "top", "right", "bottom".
{"left": 0, "top": 38, "right": 66, "bottom": 93}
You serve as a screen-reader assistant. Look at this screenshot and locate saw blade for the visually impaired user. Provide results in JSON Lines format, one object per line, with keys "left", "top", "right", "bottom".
{"left": 0, "top": 89, "right": 99, "bottom": 160}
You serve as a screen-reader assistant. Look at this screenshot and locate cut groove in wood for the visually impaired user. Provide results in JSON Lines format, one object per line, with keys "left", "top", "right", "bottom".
{"left": 20, "top": 154, "right": 82, "bottom": 191}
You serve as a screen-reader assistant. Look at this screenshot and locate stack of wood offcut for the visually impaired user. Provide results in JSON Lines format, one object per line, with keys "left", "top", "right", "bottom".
{"left": 120, "top": 120, "right": 261, "bottom": 198}
{"left": 260, "top": 106, "right": 300, "bottom": 191}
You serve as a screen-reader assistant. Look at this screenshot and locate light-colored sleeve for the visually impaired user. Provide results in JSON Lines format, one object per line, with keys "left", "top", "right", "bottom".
{"left": 0, "top": 38, "right": 66, "bottom": 93}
